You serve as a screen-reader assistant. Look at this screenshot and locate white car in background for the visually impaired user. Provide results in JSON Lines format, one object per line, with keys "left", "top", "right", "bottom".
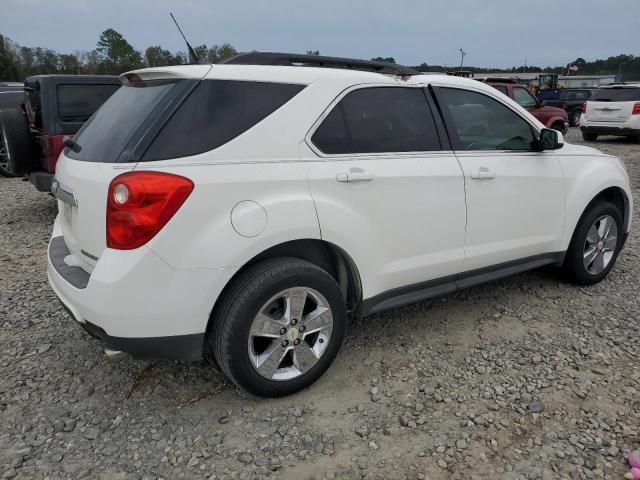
{"left": 47, "top": 53, "right": 632, "bottom": 397}
{"left": 581, "top": 83, "right": 640, "bottom": 142}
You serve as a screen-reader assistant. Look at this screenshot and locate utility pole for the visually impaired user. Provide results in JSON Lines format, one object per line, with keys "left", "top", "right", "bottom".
{"left": 459, "top": 49, "right": 466, "bottom": 72}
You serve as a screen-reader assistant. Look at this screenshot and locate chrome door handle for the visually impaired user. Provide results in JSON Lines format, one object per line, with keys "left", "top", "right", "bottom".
{"left": 336, "top": 168, "right": 375, "bottom": 183}
{"left": 470, "top": 168, "right": 496, "bottom": 180}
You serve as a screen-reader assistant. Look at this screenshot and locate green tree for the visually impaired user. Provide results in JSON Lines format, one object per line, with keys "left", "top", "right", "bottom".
{"left": 207, "top": 43, "right": 237, "bottom": 64}
{"left": 372, "top": 56, "right": 396, "bottom": 64}
{"left": 144, "top": 46, "right": 173, "bottom": 67}
{"left": 96, "top": 28, "right": 143, "bottom": 72}
{"left": 0, "top": 34, "right": 19, "bottom": 80}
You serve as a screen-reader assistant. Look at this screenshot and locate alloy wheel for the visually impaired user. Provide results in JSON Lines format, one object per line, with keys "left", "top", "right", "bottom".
{"left": 248, "top": 287, "right": 334, "bottom": 381}
{"left": 583, "top": 215, "right": 618, "bottom": 275}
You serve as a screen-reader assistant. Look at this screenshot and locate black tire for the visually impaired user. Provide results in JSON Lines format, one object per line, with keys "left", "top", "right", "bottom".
{"left": 551, "top": 122, "right": 567, "bottom": 134}
{"left": 563, "top": 201, "right": 624, "bottom": 286}
{"left": 209, "top": 258, "right": 347, "bottom": 397}
{"left": 569, "top": 109, "right": 581, "bottom": 127}
{"left": 0, "top": 108, "right": 33, "bottom": 177}
{"left": 581, "top": 132, "right": 598, "bottom": 142}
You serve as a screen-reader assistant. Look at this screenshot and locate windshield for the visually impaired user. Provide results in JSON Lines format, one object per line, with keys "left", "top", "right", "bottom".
{"left": 591, "top": 87, "right": 640, "bottom": 102}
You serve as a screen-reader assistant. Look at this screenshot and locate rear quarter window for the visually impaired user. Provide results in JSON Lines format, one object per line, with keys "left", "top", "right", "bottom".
{"left": 142, "top": 80, "right": 305, "bottom": 161}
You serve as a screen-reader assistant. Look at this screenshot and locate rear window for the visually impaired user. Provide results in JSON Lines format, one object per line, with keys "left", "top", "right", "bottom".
{"left": 591, "top": 87, "right": 640, "bottom": 102}
{"left": 68, "top": 79, "right": 304, "bottom": 163}
{"left": 57, "top": 84, "right": 120, "bottom": 123}
{"left": 558, "top": 90, "right": 591, "bottom": 101}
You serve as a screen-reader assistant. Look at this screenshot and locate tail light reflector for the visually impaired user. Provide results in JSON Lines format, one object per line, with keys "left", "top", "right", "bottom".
{"left": 107, "top": 172, "right": 194, "bottom": 250}
{"left": 632, "top": 102, "right": 640, "bottom": 115}
{"left": 581, "top": 102, "right": 587, "bottom": 114}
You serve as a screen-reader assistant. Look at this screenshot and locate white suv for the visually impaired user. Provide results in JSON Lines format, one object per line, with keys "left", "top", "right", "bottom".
{"left": 47, "top": 53, "right": 632, "bottom": 397}
{"left": 581, "top": 83, "right": 640, "bottom": 142}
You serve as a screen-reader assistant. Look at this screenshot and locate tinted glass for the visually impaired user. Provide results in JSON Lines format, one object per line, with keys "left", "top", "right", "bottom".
{"left": 513, "top": 87, "right": 537, "bottom": 108}
{"left": 493, "top": 86, "right": 509, "bottom": 96}
{"left": 338, "top": 87, "right": 440, "bottom": 153}
{"left": 591, "top": 87, "right": 640, "bottom": 102}
{"left": 311, "top": 107, "right": 350, "bottom": 154}
{"left": 439, "top": 88, "right": 535, "bottom": 151}
{"left": 57, "top": 84, "right": 120, "bottom": 123}
{"left": 67, "top": 80, "right": 180, "bottom": 162}
{"left": 143, "top": 80, "right": 305, "bottom": 161}
{"left": 558, "top": 90, "right": 591, "bottom": 101}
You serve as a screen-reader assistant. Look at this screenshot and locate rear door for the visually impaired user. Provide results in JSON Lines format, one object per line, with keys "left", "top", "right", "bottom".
{"left": 303, "top": 86, "right": 467, "bottom": 299}
{"left": 586, "top": 86, "right": 640, "bottom": 122}
{"left": 433, "top": 86, "right": 564, "bottom": 271}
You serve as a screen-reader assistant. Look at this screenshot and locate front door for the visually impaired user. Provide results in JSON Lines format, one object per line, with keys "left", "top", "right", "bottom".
{"left": 433, "top": 86, "right": 565, "bottom": 271}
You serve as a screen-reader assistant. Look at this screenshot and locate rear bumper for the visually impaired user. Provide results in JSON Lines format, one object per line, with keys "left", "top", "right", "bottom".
{"left": 28, "top": 171, "right": 54, "bottom": 192}
{"left": 580, "top": 125, "right": 640, "bottom": 136}
{"left": 47, "top": 215, "right": 238, "bottom": 361}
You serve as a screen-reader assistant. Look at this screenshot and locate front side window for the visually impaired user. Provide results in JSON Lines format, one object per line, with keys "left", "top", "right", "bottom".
{"left": 438, "top": 88, "right": 536, "bottom": 151}
{"left": 311, "top": 87, "right": 440, "bottom": 154}
{"left": 513, "top": 87, "right": 538, "bottom": 108}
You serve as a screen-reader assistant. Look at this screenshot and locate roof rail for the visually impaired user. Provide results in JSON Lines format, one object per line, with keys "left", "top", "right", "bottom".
{"left": 222, "top": 52, "right": 419, "bottom": 76}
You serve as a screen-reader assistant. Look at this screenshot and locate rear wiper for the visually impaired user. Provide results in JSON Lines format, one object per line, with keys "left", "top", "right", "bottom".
{"left": 63, "top": 136, "right": 82, "bottom": 153}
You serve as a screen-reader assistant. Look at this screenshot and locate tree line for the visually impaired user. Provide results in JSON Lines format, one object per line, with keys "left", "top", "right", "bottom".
{"left": 1, "top": 29, "right": 638, "bottom": 81}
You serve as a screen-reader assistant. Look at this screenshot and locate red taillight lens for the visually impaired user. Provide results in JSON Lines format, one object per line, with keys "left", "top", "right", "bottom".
{"left": 581, "top": 102, "right": 587, "bottom": 114}
{"left": 632, "top": 102, "right": 640, "bottom": 115}
{"left": 106, "top": 172, "right": 194, "bottom": 250}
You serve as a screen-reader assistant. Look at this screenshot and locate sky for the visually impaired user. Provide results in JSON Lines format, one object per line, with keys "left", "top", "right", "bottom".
{"left": 1, "top": 0, "right": 638, "bottom": 69}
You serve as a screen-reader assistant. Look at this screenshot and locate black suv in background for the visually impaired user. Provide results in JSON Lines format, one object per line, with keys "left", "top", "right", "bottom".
{"left": 543, "top": 88, "right": 597, "bottom": 127}
{"left": 0, "top": 75, "right": 120, "bottom": 183}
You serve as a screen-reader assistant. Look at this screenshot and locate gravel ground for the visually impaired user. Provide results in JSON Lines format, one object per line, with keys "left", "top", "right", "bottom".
{"left": 0, "top": 128, "right": 639, "bottom": 480}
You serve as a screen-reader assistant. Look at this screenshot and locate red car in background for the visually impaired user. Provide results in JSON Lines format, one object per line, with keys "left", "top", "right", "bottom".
{"left": 482, "top": 80, "right": 569, "bottom": 133}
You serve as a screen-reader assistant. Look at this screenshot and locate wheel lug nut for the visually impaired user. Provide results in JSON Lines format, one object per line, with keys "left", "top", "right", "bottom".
{"left": 291, "top": 319, "right": 298, "bottom": 326}
{"left": 299, "top": 326, "right": 306, "bottom": 333}
{"left": 282, "top": 340, "right": 288, "bottom": 348}
{"left": 294, "top": 339, "right": 300, "bottom": 346}
{"left": 280, "top": 327, "right": 287, "bottom": 335}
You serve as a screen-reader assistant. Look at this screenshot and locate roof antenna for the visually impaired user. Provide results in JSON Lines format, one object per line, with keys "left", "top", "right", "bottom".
{"left": 170, "top": 12, "right": 200, "bottom": 64}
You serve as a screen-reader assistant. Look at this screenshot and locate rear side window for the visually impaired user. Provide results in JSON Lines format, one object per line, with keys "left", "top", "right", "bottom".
{"left": 591, "top": 87, "right": 640, "bottom": 102}
{"left": 311, "top": 107, "right": 350, "bottom": 154}
{"left": 312, "top": 87, "right": 441, "bottom": 154}
{"left": 143, "top": 80, "right": 305, "bottom": 161}
{"left": 57, "top": 84, "right": 120, "bottom": 123}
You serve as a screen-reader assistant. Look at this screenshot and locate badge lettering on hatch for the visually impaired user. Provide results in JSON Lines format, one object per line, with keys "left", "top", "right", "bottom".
{"left": 81, "top": 249, "right": 99, "bottom": 262}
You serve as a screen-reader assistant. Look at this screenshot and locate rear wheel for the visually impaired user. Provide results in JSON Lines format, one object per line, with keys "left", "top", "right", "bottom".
{"left": 569, "top": 109, "right": 581, "bottom": 127}
{"left": 0, "top": 109, "right": 33, "bottom": 177}
{"left": 563, "top": 201, "right": 624, "bottom": 285}
{"left": 581, "top": 132, "right": 598, "bottom": 142}
{"left": 209, "top": 258, "right": 347, "bottom": 397}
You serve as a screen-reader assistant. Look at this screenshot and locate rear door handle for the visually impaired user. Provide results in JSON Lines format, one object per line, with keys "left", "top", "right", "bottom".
{"left": 336, "top": 168, "right": 375, "bottom": 183}
{"left": 470, "top": 168, "right": 496, "bottom": 180}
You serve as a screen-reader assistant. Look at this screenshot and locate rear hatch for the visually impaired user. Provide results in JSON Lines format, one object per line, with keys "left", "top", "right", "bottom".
{"left": 585, "top": 86, "right": 640, "bottom": 122}
{"left": 53, "top": 66, "right": 211, "bottom": 272}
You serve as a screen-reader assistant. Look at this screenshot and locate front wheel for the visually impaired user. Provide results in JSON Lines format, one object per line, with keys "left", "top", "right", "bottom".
{"left": 209, "top": 258, "right": 347, "bottom": 397}
{"left": 563, "top": 201, "right": 624, "bottom": 285}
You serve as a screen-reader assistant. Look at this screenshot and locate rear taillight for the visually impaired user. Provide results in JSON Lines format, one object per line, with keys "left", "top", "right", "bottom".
{"left": 106, "top": 172, "right": 194, "bottom": 250}
{"left": 581, "top": 102, "right": 587, "bottom": 114}
{"left": 632, "top": 102, "right": 640, "bottom": 115}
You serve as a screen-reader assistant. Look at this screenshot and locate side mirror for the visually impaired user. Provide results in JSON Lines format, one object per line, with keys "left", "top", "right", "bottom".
{"left": 537, "top": 128, "right": 564, "bottom": 151}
